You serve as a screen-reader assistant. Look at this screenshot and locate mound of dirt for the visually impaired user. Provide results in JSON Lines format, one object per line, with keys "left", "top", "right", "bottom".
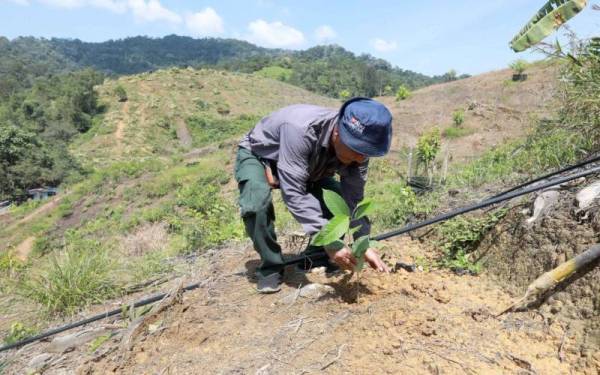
{"left": 476, "top": 178, "right": 600, "bottom": 356}
{"left": 6, "top": 237, "right": 598, "bottom": 374}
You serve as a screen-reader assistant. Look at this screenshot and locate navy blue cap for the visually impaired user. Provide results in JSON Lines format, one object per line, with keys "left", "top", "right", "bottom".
{"left": 338, "top": 97, "right": 393, "bottom": 157}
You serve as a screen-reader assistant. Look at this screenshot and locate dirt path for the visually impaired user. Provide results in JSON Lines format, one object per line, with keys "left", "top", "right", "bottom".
{"left": 6, "top": 237, "right": 596, "bottom": 374}
{"left": 175, "top": 117, "right": 192, "bottom": 149}
{"left": 13, "top": 236, "right": 35, "bottom": 261}
{"left": 14, "top": 196, "right": 62, "bottom": 228}
{"left": 115, "top": 101, "right": 129, "bottom": 145}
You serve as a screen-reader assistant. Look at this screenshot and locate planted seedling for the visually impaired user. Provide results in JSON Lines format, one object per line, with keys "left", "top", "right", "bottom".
{"left": 311, "top": 189, "right": 381, "bottom": 301}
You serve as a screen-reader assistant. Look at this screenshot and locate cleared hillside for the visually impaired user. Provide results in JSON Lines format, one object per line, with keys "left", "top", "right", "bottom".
{"left": 73, "top": 67, "right": 339, "bottom": 166}
{"left": 380, "top": 62, "right": 559, "bottom": 162}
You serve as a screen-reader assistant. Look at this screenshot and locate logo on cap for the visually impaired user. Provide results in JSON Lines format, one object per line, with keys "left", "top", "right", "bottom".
{"left": 349, "top": 116, "right": 365, "bottom": 134}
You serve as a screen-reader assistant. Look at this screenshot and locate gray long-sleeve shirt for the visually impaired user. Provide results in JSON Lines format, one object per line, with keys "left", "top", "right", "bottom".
{"left": 239, "top": 104, "right": 370, "bottom": 237}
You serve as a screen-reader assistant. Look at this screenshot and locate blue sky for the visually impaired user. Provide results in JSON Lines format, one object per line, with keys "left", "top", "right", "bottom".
{"left": 1, "top": 0, "right": 598, "bottom": 75}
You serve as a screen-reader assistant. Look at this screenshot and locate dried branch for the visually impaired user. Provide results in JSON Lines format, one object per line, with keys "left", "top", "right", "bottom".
{"left": 320, "top": 344, "right": 347, "bottom": 370}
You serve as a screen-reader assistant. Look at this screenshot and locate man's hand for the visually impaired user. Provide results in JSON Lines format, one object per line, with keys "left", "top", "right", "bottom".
{"left": 326, "top": 246, "right": 390, "bottom": 273}
{"left": 364, "top": 248, "right": 390, "bottom": 273}
{"left": 326, "top": 246, "right": 356, "bottom": 271}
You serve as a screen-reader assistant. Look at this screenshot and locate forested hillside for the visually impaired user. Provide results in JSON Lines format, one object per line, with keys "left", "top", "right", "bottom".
{"left": 1, "top": 36, "right": 454, "bottom": 98}
{"left": 0, "top": 67, "right": 104, "bottom": 201}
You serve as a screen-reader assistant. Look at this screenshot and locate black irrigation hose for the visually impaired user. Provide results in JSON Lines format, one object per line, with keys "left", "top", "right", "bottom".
{"left": 487, "top": 153, "right": 600, "bottom": 200}
{"left": 374, "top": 165, "right": 600, "bottom": 241}
{"left": 0, "top": 282, "right": 204, "bottom": 353}
{"left": 3, "top": 163, "right": 600, "bottom": 354}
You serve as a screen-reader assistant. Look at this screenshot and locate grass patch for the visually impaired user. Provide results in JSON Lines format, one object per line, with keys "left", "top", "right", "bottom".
{"left": 186, "top": 114, "right": 260, "bottom": 147}
{"left": 20, "top": 238, "right": 119, "bottom": 315}
{"left": 2, "top": 322, "right": 37, "bottom": 346}
{"left": 442, "top": 126, "right": 474, "bottom": 139}
{"left": 435, "top": 210, "right": 506, "bottom": 273}
{"left": 255, "top": 66, "right": 293, "bottom": 82}
{"left": 449, "top": 125, "right": 591, "bottom": 188}
{"left": 8, "top": 199, "right": 43, "bottom": 218}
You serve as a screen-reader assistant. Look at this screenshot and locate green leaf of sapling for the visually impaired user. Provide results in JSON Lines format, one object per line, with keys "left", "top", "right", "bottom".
{"left": 311, "top": 216, "right": 350, "bottom": 246}
{"left": 324, "top": 239, "right": 345, "bottom": 251}
{"left": 348, "top": 224, "right": 362, "bottom": 237}
{"left": 323, "top": 189, "right": 350, "bottom": 217}
{"left": 351, "top": 235, "right": 370, "bottom": 259}
{"left": 353, "top": 198, "right": 375, "bottom": 220}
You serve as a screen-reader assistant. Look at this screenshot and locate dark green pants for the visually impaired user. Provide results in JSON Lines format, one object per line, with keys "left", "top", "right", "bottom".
{"left": 234, "top": 147, "right": 341, "bottom": 277}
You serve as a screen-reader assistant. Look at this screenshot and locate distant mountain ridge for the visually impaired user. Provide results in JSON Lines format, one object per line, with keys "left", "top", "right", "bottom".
{"left": 49, "top": 35, "right": 278, "bottom": 75}
{"left": 0, "top": 35, "right": 453, "bottom": 98}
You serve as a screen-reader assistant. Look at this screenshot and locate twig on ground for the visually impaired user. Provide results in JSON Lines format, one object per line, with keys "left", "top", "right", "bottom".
{"left": 320, "top": 344, "right": 347, "bottom": 371}
{"left": 287, "top": 283, "right": 303, "bottom": 308}
{"left": 120, "top": 280, "right": 184, "bottom": 351}
{"left": 124, "top": 276, "right": 171, "bottom": 294}
{"left": 427, "top": 339, "right": 498, "bottom": 366}
{"left": 269, "top": 352, "right": 294, "bottom": 367}
{"left": 558, "top": 325, "right": 569, "bottom": 363}
{"left": 506, "top": 353, "right": 536, "bottom": 374}
{"left": 255, "top": 363, "right": 271, "bottom": 375}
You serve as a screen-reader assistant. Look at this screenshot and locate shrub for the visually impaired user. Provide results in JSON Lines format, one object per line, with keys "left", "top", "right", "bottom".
{"left": 559, "top": 38, "right": 600, "bottom": 147}
{"left": 436, "top": 210, "right": 506, "bottom": 273}
{"left": 452, "top": 109, "right": 464, "bottom": 127}
{"left": 216, "top": 102, "right": 230, "bottom": 115}
{"left": 0, "top": 251, "right": 24, "bottom": 277}
{"left": 383, "top": 85, "right": 393, "bottom": 96}
{"left": 509, "top": 59, "right": 529, "bottom": 75}
{"left": 114, "top": 85, "right": 127, "bottom": 102}
{"left": 339, "top": 89, "right": 351, "bottom": 100}
{"left": 395, "top": 85, "right": 411, "bottom": 101}
{"left": 443, "top": 69, "right": 457, "bottom": 82}
{"left": 416, "top": 128, "right": 441, "bottom": 170}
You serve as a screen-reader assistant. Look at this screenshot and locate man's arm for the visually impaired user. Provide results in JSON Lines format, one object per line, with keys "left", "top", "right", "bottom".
{"left": 277, "top": 122, "right": 328, "bottom": 235}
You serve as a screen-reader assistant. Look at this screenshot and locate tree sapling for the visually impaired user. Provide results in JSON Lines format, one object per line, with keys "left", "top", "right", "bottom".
{"left": 310, "top": 189, "right": 381, "bottom": 300}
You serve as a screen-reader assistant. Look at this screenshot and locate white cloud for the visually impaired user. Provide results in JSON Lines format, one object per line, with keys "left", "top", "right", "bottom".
{"left": 127, "top": 0, "right": 181, "bottom": 24}
{"left": 39, "top": 0, "right": 83, "bottom": 8}
{"left": 91, "top": 0, "right": 126, "bottom": 13}
{"left": 247, "top": 19, "right": 305, "bottom": 48}
{"left": 38, "top": 0, "right": 183, "bottom": 23}
{"left": 185, "top": 7, "right": 224, "bottom": 37}
{"left": 314, "top": 25, "right": 336, "bottom": 42}
{"left": 372, "top": 38, "right": 398, "bottom": 52}
{"left": 39, "top": 0, "right": 126, "bottom": 12}
{"left": 5, "top": 0, "right": 30, "bottom": 5}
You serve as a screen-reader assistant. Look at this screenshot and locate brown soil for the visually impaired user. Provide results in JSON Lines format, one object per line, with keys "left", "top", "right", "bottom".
{"left": 379, "top": 64, "right": 559, "bottom": 163}
{"left": 115, "top": 101, "right": 129, "bottom": 144}
{"left": 6, "top": 237, "right": 598, "bottom": 374}
{"left": 175, "top": 117, "right": 192, "bottom": 149}
{"left": 13, "top": 236, "right": 35, "bottom": 262}
{"left": 475, "top": 180, "right": 600, "bottom": 356}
